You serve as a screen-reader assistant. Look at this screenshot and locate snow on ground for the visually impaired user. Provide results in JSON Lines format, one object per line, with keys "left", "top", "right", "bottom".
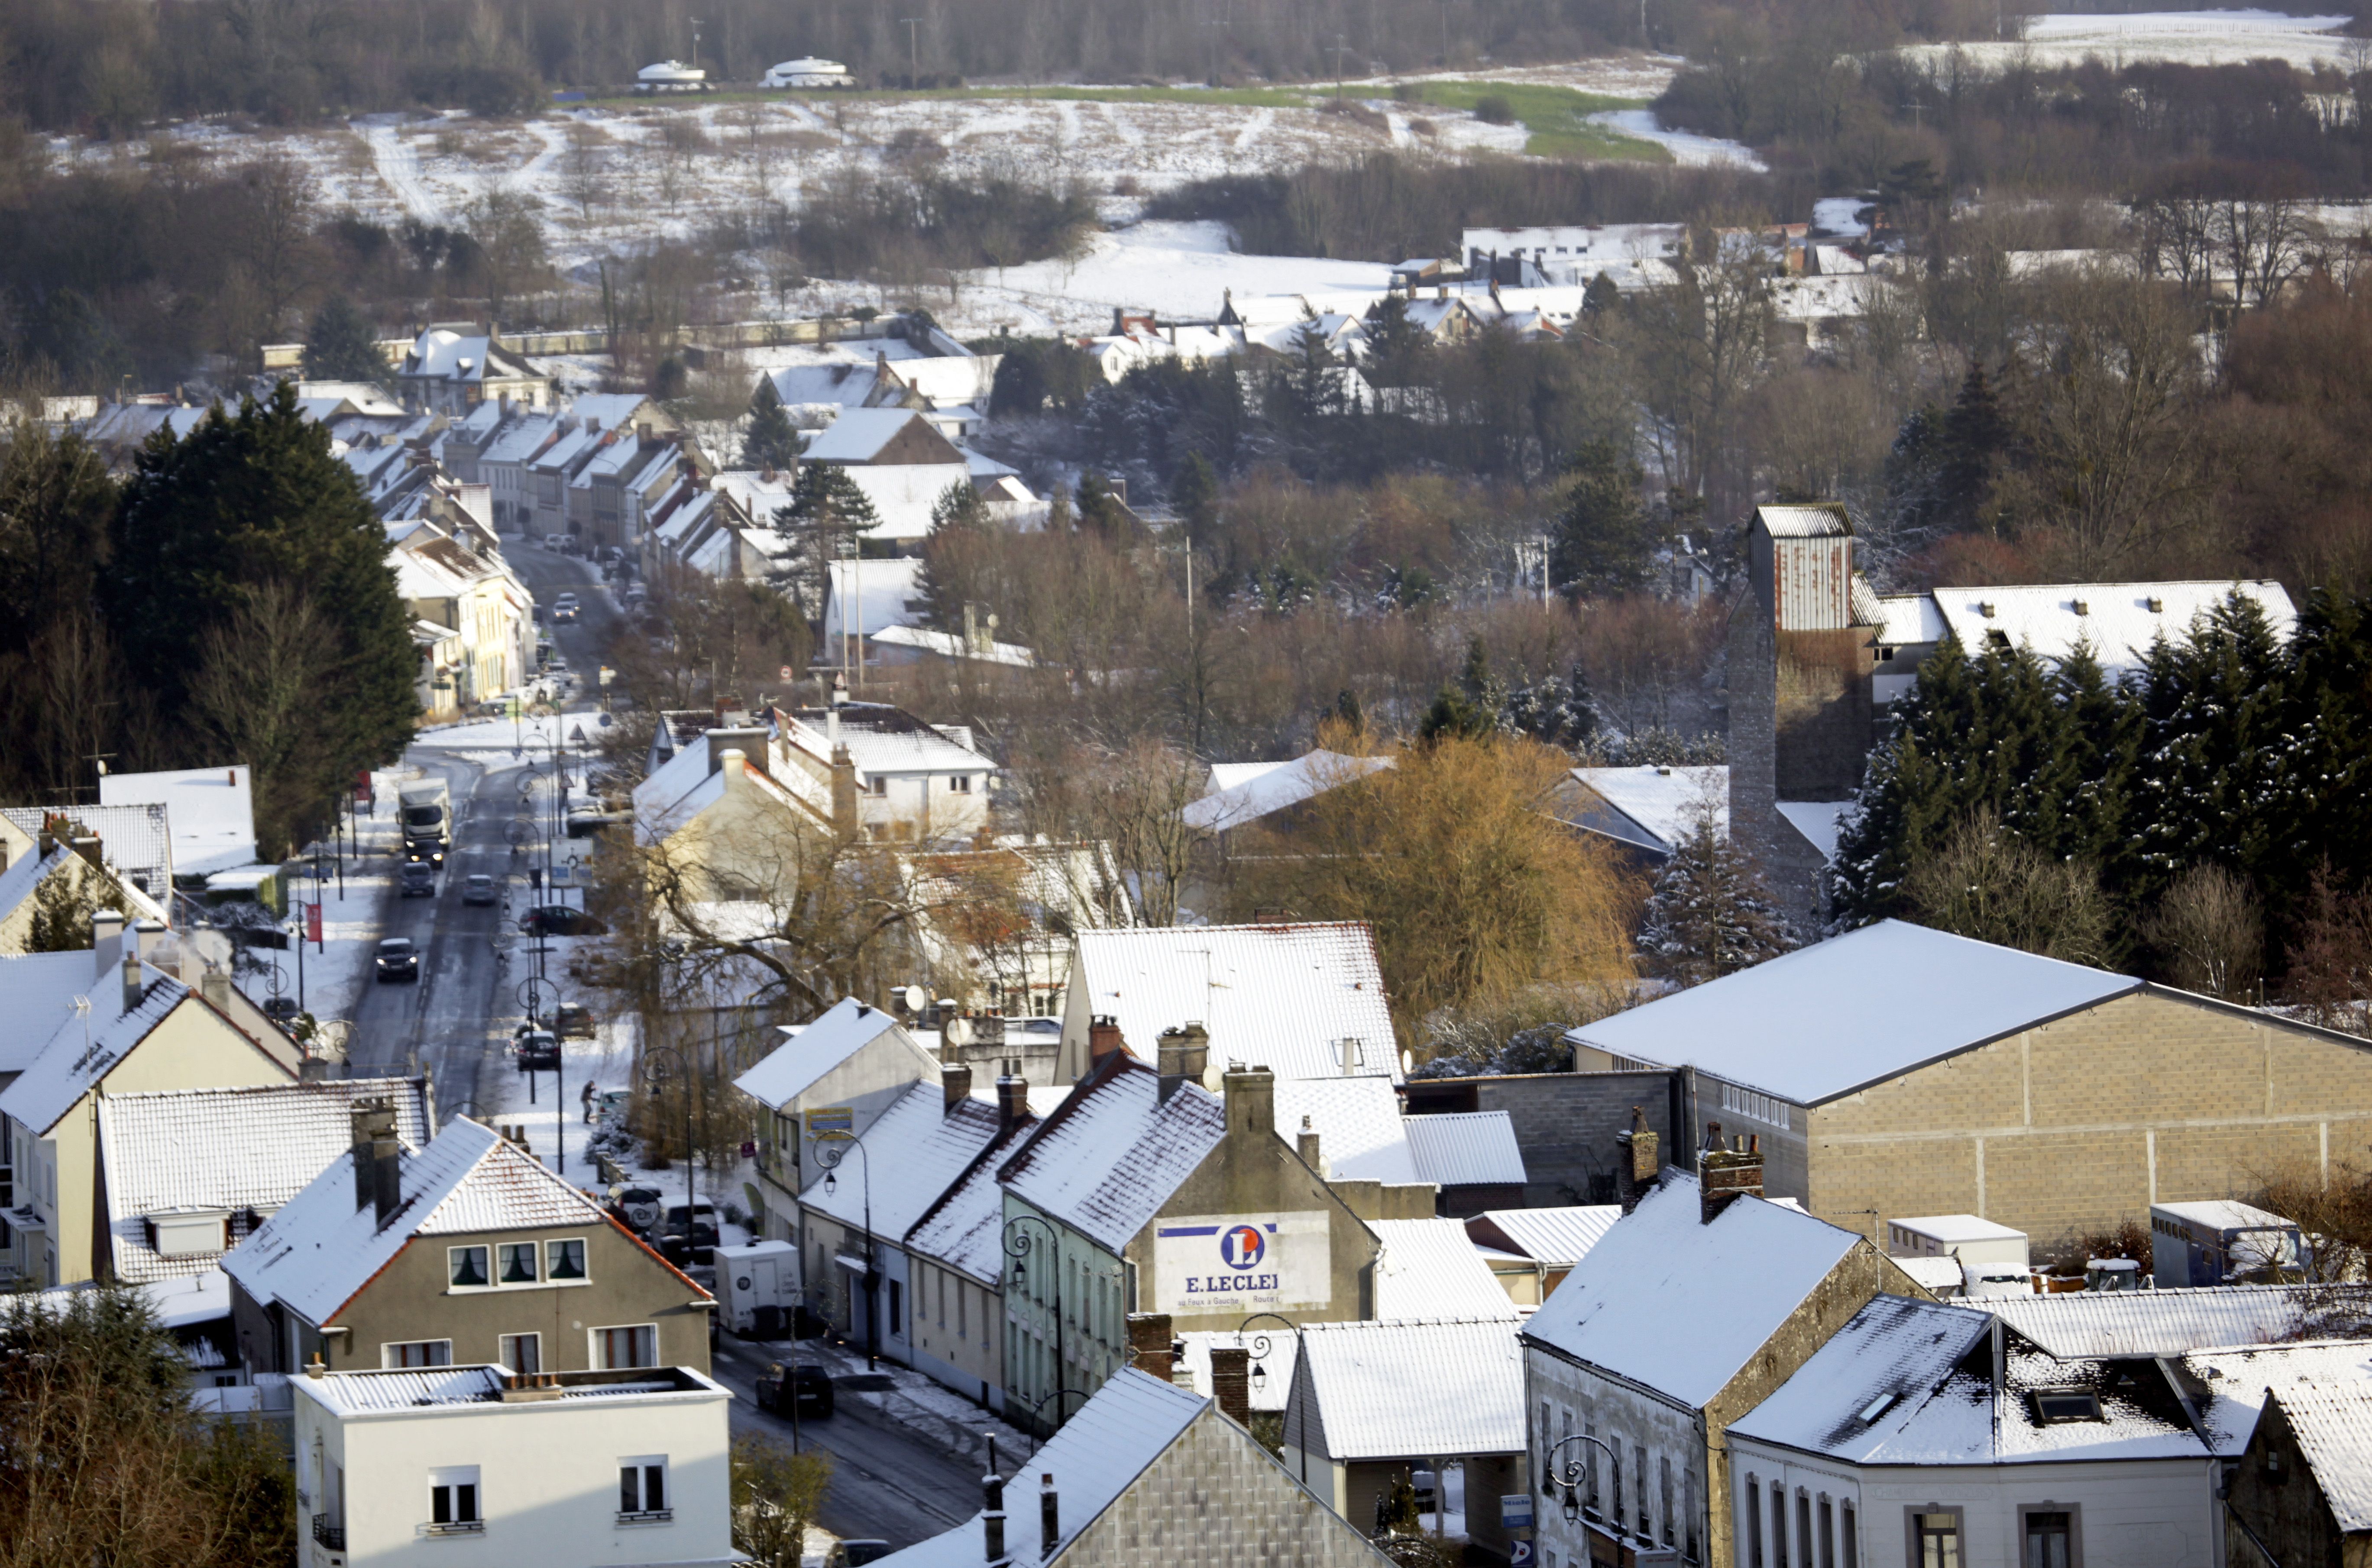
{"left": 1903, "top": 10, "right": 2359, "bottom": 71}
{"left": 945, "top": 219, "right": 1397, "bottom": 335}
{"left": 1586, "top": 108, "right": 1764, "bottom": 169}
{"left": 265, "top": 768, "right": 405, "bottom": 1034}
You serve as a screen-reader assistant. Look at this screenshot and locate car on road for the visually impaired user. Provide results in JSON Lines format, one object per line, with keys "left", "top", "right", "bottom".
{"left": 462, "top": 873, "right": 498, "bottom": 905}
{"left": 262, "top": 995, "right": 301, "bottom": 1025}
{"left": 756, "top": 1362, "right": 835, "bottom": 1421}
{"left": 552, "top": 601, "right": 579, "bottom": 624}
{"left": 374, "top": 938, "right": 420, "bottom": 982}
{"left": 523, "top": 904, "right": 608, "bottom": 937}
{"left": 551, "top": 1002, "right": 596, "bottom": 1039}
{"left": 662, "top": 1201, "right": 720, "bottom": 1251}
{"left": 608, "top": 1184, "right": 666, "bottom": 1233}
{"left": 400, "top": 861, "right": 436, "bottom": 897}
{"left": 514, "top": 1029, "right": 561, "bottom": 1070}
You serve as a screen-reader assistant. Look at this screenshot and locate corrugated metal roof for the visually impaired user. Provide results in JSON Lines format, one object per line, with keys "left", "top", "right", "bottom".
{"left": 304, "top": 1366, "right": 504, "bottom": 1413}
{"left": 1756, "top": 503, "right": 1850, "bottom": 537}
{"left": 2183, "top": 1341, "right": 2372, "bottom": 1455}
{"left": 1988, "top": 1284, "right": 2372, "bottom": 1361}
{"left": 1000, "top": 1058, "right": 1226, "bottom": 1253}
{"left": 1069, "top": 921, "right": 1399, "bottom": 1084}
{"left": 1404, "top": 1112, "right": 1526, "bottom": 1187}
{"left": 1294, "top": 1317, "right": 1527, "bottom": 1460}
{"left": 1469, "top": 1206, "right": 1621, "bottom": 1267}
{"left": 100, "top": 1078, "right": 430, "bottom": 1284}
{"left": 1372, "top": 1218, "right": 1521, "bottom": 1322}
{"left": 2278, "top": 1385, "right": 2372, "bottom": 1530}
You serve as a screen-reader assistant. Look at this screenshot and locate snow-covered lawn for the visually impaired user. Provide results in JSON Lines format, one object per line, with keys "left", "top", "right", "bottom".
{"left": 1903, "top": 10, "right": 2358, "bottom": 70}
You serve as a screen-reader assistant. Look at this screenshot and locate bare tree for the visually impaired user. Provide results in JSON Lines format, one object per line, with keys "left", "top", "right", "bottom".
{"left": 186, "top": 581, "right": 336, "bottom": 857}
{"left": 1902, "top": 809, "right": 2119, "bottom": 967}
{"left": 1008, "top": 737, "right": 1204, "bottom": 927}
{"left": 1620, "top": 232, "right": 1776, "bottom": 501}
{"left": 2148, "top": 862, "right": 2265, "bottom": 1002}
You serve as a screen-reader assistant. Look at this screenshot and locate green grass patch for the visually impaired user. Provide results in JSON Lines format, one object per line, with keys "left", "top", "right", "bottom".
{"left": 1397, "top": 80, "right": 1669, "bottom": 162}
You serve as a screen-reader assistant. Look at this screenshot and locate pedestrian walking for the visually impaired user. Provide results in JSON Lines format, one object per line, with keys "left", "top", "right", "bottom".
{"left": 581, "top": 1080, "right": 596, "bottom": 1124}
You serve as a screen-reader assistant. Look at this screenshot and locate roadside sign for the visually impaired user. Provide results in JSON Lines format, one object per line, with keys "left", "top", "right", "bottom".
{"left": 304, "top": 903, "right": 323, "bottom": 944}
{"left": 530, "top": 868, "right": 543, "bottom": 891}
{"left": 1509, "top": 1542, "right": 1533, "bottom": 1567}
{"left": 599, "top": 667, "right": 614, "bottom": 688}
{"left": 805, "top": 1107, "right": 854, "bottom": 1137}
{"left": 1502, "top": 1496, "right": 1534, "bottom": 1532}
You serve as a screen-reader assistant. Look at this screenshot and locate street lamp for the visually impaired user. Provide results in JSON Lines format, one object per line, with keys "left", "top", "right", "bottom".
{"left": 1541, "top": 1431, "right": 1624, "bottom": 1539}
{"left": 1239, "top": 1312, "right": 1308, "bottom": 1485}
{"left": 815, "top": 1132, "right": 877, "bottom": 1369}
{"left": 641, "top": 1044, "right": 695, "bottom": 1261}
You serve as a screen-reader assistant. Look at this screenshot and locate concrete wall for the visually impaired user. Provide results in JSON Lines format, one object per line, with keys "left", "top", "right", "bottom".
{"left": 906, "top": 1254, "right": 1003, "bottom": 1410}
{"left": 1804, "top": 988, "right": 2372, "bottom": 1255}
{"left": 1409, "top": 1070, "right": 1677, "bottom": 1209}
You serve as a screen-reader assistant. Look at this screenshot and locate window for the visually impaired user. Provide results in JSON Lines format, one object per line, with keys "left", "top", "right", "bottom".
{"left": 547, "top": 1238, "right": 587, "bottom": 1280}
{"left": 950, "top": 776, "right": 973, "bottom": 793}
{"left": 384, "top": 1340, "right": 453, "bottom": 1368}
{"left": 428, "top": 1466, "right": 482, "bottom": 1534}
{"left": 1797, "top": 1491, "right": 1813, "bottom": 1568}
{"left": 1747, "top": 1479, "right": 1764, "bottom": 1568}
{"left": 618, "top": 1455, "right": 671, "bottom": 1523}
{"left": 1720, "top": 1083, "right": 1792, "bottom": 1131}
{"left": 1819, "top": 1495, "right": 1835, "bottom": 1568}
{"left": 499, "top": 1333, "right": 540, "bottom": 1374}
{"left": 1842, "top": 1502, "right": 1857, "bottom": 1568}
{"left": 1912, "top": 1510, "right": 1963, "bottom": 1568}
{"left": 864, "top": 776, "right": 887, "bottom": 795}
{"left": 593, "top": 1324, "right": 658, "bottom": 1369}
{"left": 1634, "top": 1445, "right": 1647, "bottom": 1539}
{"left": 1771, "top": 1485, "right": 1789, "bottom": 1568}
{"left": 889, "top": 1279, "right": 904, "bottom": 1337}
{"left": 449, "top": 1246, "right": 491, "bottom": 1288}
{"left": 1661, "top": 1455, "right": 1675, "bottom": 1545}
{"left": 498, "top": 1242, "right": 538, "bottom": 1284}
{"left": 2029, "top": 1390, "right": 2103, "bottom": 1424}
{"left": 958, "top": 1279, "right": 968, "bottom": 1340}
{"left": 2019, "top": 1506, "right": 2078, "bottom": 1568}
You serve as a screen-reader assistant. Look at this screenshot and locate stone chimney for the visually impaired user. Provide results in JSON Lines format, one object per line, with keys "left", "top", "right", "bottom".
{"left": 1297, "top": 1115, "right": 1323, "bottom": 1171}
{"left": 1223, "top": 1064, "right": 1275, "bottom": 1138}
{"left": 831, "top": 743, "right": 859, "bottom": 839}
{"left": 1209, "top": 1345, "right": 1252, "bottom": 1423}
{"left": 720, "top": 747, "right": 747, "bottom": 789}
{"left": 942, "top": 1062, "right": 974, "bottom": 1113}
{"left": 199, "top": 970, "right": 233, "bottom": 1011}
{"left": 1038, "top": 1474, "right": 1059, "bottom": 1561}
{"left": 91, "top": 908, "right": 125, "bottom": 982}
{"left": 1615, "top": 1106, "right": 1660, "bottom": 1215}
{"left": 996, "top": 1062, "right": 1029, "bottom": 1134}
{"left": 351, "top": 1102, "right": 398, "bottom": 1213}
{"left": 1699, "top": 1125, "right": 1764, "bottom": 1225}
{"left": 1087, "top": 1015, "right": 1123, "bottom": 1062}
{"left": 982, "top": 1470, "right": 1008, "bottom": 1565}
{"left": 1126, "top": 1313, "right": 1180, "bottom": 1379}
{"left": 1156, "top": 1025, "right": 1209, "bottom": 1104}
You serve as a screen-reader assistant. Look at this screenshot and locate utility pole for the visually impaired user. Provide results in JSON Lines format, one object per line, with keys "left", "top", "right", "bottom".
{"left": 902, "top": 17, "right": 921, "bottom": 86}
{"left": 1332, "top": 33, "right": 1349, "bottom": 99}
{"left": 690, "top": 18, "right": 703, "bottom": 71}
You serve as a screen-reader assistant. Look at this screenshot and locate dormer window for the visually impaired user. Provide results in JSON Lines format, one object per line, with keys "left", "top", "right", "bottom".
{"left": 2030, "top": 1389, "right": 2103, "bottom": 1424}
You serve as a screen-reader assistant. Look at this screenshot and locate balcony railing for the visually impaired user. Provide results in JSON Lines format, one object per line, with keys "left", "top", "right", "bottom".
{"left": 616, "top": 1509, "right": 674, "bottom": 1525}
{"left": 311, "top": 1515, "right": 346, "bottom": 1551}
{"left": 421, "top": 1520, "right": 485, "bottom": 1537}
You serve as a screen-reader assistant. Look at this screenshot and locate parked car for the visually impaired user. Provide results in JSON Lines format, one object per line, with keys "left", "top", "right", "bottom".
{"left": 825, "top": 1542, "right": 889, "bottom": 1568}
{"left": 400, "top": 861, "right": 436, "bottom": 897}
{"left": 758, "top": 1362, "right": 836, "bottom": 1421}
{"left": 608, "top": 1184, "right": 666, "bottom": 1232}
{"left": 262, "top": 995, "right": 301, "bottom": 1024}
{"left": 462, "top": 873, "right": 498, "bottom": 905}
{"left": 375, "top": 938, "right": 420, "bottom": 982}
{"left": 514, "top": 1029, "right": 561, "bottom": 1070}
{"left": 551, "top": 1002, "right": 596, "bottom": 1039}
{"left": 523, "top": 904, "right": 608, "bottom": 937}
{"left": 663, "top": 1201, "right": 720, "bottom": 1251}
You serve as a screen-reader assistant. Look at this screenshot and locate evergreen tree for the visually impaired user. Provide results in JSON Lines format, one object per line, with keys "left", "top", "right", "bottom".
{"left": 739, "top": 393, "right": 804, "bottom": 471}
{"left": 909, "top": 481, "right": 987, "bottom": 631}
{"left": 769, "top": 464, "right": 880, "bottom": 618}
{"left": 106, "top": 385, "right": 415, "bottom": 857}
{"left": 1832, "top": 636, "right": 1993, "bottom": 922}
{"left": 2273, "top": 587, "right": 2372, "bottom": 905}
{"left": 1582, "top": 271, "right": 1622, "bottom": 316}
{"left": 1548, "top": 440, "right": 1655, "bottom": 594}
{"left": 1500, "top": 664, "right": 1599, "bottom": 751}
{"left": 1329, "top": 687, "right": 1366, "bottom": 738}
{"left": 2048, "top": 643, "right": 2144, "bottom": 883}
{"left": 302, "top": 296, "right": 387, "bottom": 384}
{"left": 1362, "top": 293, "right": 1429, "bottom": 388}
{"left": 2131, "top": 592, "right": 2292, "bottom": 896}
{"left": 1075, "top": 471, "right": 1137, "bottom": 540}
{"left": 1171, "top": 451, "right": 1220, "bottom": 552}
{"left": 1418, "top": 638, "right": 1505, "bottom": 744}
{"left": 1638, "top": 811, "right": 1793, "bottom": 986}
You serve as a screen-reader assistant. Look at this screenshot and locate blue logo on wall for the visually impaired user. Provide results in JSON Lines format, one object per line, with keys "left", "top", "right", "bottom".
{"left": 1220, "top": 1224, "right": 1267, "bottom": 1270}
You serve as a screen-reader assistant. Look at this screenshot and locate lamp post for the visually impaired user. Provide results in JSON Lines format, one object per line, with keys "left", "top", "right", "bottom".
{"left": 642, "top": 1043, "right": 695, "bottom": 1261}
{"left": 1003, "top": 1214, "right": 1068, "bottom": 1434}
{"left": 1239, "top": 1312, "right": 1309, "bottom": 1485}
{"left": 816, "top": 1132, "right": 877, "bottom": 1369}
{"left": 1540, "top": 1431, "right": 1625, "bottom": 1549}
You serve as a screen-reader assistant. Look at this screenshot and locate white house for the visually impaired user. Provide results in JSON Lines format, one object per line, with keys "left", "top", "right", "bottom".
{"left": 100, "top": 765, "right": 259, "bottom": 879}
{"left": 291, "top": 1362, "right": 732, "bottom": 1568}
{"left": 796, "top": 407, "right": 975, "bottom": 541}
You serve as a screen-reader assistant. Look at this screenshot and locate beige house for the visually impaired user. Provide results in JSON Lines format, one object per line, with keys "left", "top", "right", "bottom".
{"left": 0, "top": 842, "right": 171, "bottom": 955}
{"left": 1567, "top": 919, "right": 2372, "bottom": 1251}
{"left": 389, "top": 522, "right": 534, "bottom": 711}
{"left": 0, "top": 928, "right": 295, "bottom": 1288}
{"left": 225, "top": 1115, "right": 712, "bottom": 1379}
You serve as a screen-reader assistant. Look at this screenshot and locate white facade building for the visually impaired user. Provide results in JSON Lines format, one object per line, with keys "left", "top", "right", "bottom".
{"left": 291, "top": 1362, "right": 733, "bottom": 1568}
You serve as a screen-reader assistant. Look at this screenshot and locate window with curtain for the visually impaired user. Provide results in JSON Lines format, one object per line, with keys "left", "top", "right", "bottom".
{"left": 1747, "top": 1478, "right": 1764, "bottom": 1568}
{"left": 2022, "top": 1510, "right": 2072, "bottom": 1568}
{"left": 448, "top": 1246, "right": 489, "bottom": 1288}
{"left": 1916, "top": 1512, "right": 1962, "bottom": 1568}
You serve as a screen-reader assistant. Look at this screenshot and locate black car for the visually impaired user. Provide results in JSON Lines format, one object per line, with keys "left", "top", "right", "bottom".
{"left": 375, "top": 938, "right": 420, "bottom": 982}
{"left": 756, "top": 1361, "right": 834, "bottom": 1420}
{"left": 514, "top": 1028, "right": 560, "bottom": 1070}
{"left": 262, "top": 995, "right": 301, "bottom": 1024}
{"left": 400, "top": 862, "right": 436, "bottom": 897}
{"left": 523, "top": 904, "right": 608, "bottom": 937}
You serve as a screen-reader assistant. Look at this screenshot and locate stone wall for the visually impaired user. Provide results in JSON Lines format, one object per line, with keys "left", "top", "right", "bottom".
{"left": 1462, "top": 1071, "right": 1680, "bottom": 1208}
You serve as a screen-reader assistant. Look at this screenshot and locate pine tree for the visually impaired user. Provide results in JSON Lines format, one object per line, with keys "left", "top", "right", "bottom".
{"left": 107, "top": 384, "right": 415, "bottom": 857}
{"left": 1500, "top": 664, "right": 1599, "bottom": 751}
{"left": 1548, "top": 440, "right": 1655, "bottom": 594}
{"left": 739, "top": 393, "right": 804, "bottom": 472}
{"left": 302, "top": 296, "right": 387, "bottom": 384}
{"left": 1362, "top": 293, "right": 1429, "bottom": 388}
{"left": 2049, "top": 643, "right": 2144, "bottom": 884}
{"left": 1638, "top": 811, "right": 1793, "bottom": 986}
{"left": 2272, "top": 587, "right": 2372, "bottom": 905}
{"left": 1418, "top": 638, "right": 1505, "bottom": 744}
{"left": 769, "top": 464, "right": 880, "bottom": 619}
{"left": 909, "top": 482, "right": 987, "bottom": 632}
{"left": 2131, "top": 591, "right": 2291, "bottom": 896}
{"left": 1832, "top": 635, "right": 1992, "bottom": 923}
{"left": 1171, "top": 451, "right": 1220, "bottom": 552}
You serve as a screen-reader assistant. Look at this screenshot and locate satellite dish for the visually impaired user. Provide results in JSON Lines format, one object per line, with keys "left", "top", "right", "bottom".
{"left": 900, "top": 984, "right": 928, "bottom": 1013}
{"left": 944, "top": 1016, "right": 973, "bottom": 1047}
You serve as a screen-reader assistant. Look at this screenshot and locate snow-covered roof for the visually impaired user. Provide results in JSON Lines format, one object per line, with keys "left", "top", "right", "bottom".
{"left": 999, "top": 1056, "right": 1226, "bottom": 1254}
{"left": 224, "top": 1118, "right": 680, "bottom": 1328}
{"left": 2154, "top": 1199, "right": 2298, "bottom": 1232}
{"left": 481, "top": 412, "right": 560, "bottom": 464}
{"left": 1179, "top": 750, "right": 1393, "bottom": 832}
{"left": 1524, "top": 1175, "right": 1866, "bottom": 1408}
{"left": 1926, "top": 580, "right": 2296, "bottom": 675}
{"left": 1875, "top": 592, "right": 1950, "bottom": 646}
{"left": 100, "top": 765, "right": 257, "bottom": 877}
{"left": 733, "top": 997, "right": 922, "bottom": 1111}
{"left": 0, "top": 846, "right": 69, "bottom": 932}
{"left": 99, "top": 1078, "right": 431, "bottom": 1284}
{"left": 2275, "top": 1386, "right": 2372, "bottom": 1529}
{"left": 1566, "top": 765, "right": 1726, "bottom": 855}
{"left": 1207, "top": 761, "right": 1291, "bottom": 795}
{"left": 874, "top": 1368, "right": 1209, "bottom": 1568}
{"left": 295, "top": 1364, "right": 727, "bottom": 1418}
{"left": 2185, "top": 1340, "right": 2372, "bottom": 1457}
{"left": 800, "top": 407, "right": 934, "bottom": 464}
{"left": 1987, "top": 1284, "right": 2372, "bottom": 1361}
{"left": 1467, "top": 1206, "right": 1621, "bottom": 1267}
{"left": 1891, "top": 1214, "right": 2026, "bottom": 1246}
{"left": 0, "top": 973, "right": 217, "bottom": 1136}
{"left": 1404, "top": 1112, "right": 1526, "bottom": 1188}
{"left": 822, "top": 557, "right": 925, "bottom": 643}
{"left": 1069, "top": 922, "right": 1400, "bottom": 1085}
{"left": 801, "top": 1083, "right": 1003, "bottom": 1238}
{"left": 0, "top": 950, "right": 113, "bottom": 1074}
{"left": 765, "top": 361, "right": 892, "bottom": 413}
{"left": 1893, "top": 1256, "right": 1969, "bottom": 1294}
{"left": 1293, "top": 1317, "right": 1527, "bottom": 1460}
{"left": 710, "top": 469, "right": 796, "bottom": 526}
{"left": 779, "top": 706, "right": 990, "bottom": 779}
{"left": 3, "top": 804, "right": 173, "bottom": 892}
{"left": 903, "top": 1114, "right": 1045, "bottom": 1285}
{"left": 1271, "top": 1077, "right": 1419, "bottom": 1183}
{"left": 1728, "top": 1294, "right": 1993, "bottom": 1465}
{"left": 870, "top": 625, "right": 1038, "bottom": 668}
{"left": 1755, "top": 503, "right": 1850, "bottom": 537}
{"left": 1176, "top": 1328, "right": 1296, "bottom": 1412}
{"left": 1371, "top": 1217, "right": 1521, "bottom": 1322}
{"left": 1567, "top": 919, "right": 2139, "bottom": 1105}
{"left": 1775, "top": 800, "right": 1847, "bottom": 863}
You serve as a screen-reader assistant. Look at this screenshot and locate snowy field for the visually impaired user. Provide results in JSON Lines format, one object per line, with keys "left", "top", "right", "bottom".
{"left": 1903, "top": 10, "right": 2359, "bottom": 71}
{"left": 945, "top": 219, "right": 1397, "bottom": 334}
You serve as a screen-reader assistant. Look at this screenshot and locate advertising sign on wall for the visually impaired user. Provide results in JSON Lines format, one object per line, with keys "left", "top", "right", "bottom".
{"left": 1152, "top": 1212, "right": 1331, "bottom": 1316}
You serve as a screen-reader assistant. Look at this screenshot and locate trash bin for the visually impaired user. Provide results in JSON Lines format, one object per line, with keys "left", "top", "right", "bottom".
{"left": 753, "top": 1304, "right": 785, "bottom": 1340}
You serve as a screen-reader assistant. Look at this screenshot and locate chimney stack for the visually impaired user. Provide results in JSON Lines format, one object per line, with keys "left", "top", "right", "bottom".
{"left": 1156, "top": 1024, "right": 1209, "bottom": 1104}
{"left": 1087, "top": 1015, "right": 1123, "bottom": 1062}
{"left": 1223, "top": 1064, "right": 1274, "bottom": 1137}
{"left": 1297, "top": 1115, "right": 1323, "bottom": 1172}
{"left": 996, "top": 1062, "right": 1028, "bottom": 1133}
{"left": 942, "top": 1062, "right": 974, "bottom": 1114}
{"left": 720, "top": 748, "right": 747, "bottom": 789}
{"left": 1125, "top": 1313, "right": 1179, "bottom": 1379}
{"left": 1209, "top": 1346, "right": 1252, "bottom": 1424}
{"left": 1615, "top": 1106, "right": 1660, "bottom": 1215}
{"left": 91, "top": 908, "right": 125, "bottom": 982}
{"left": 1699, "top": 1128, "right": 1764, "bottom": 1225}
{"left": 351, "top": 1102, "right": 398, "bottom": 1213}
{"left": 1039, "top": 1475, "right": 1059, "bottom": 1561}
{"left": 120, "top": 951, "right": 145, "bottom": 1016}
{"left": 982, "top": 1470, "right": 1008, "bottom": 1565}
